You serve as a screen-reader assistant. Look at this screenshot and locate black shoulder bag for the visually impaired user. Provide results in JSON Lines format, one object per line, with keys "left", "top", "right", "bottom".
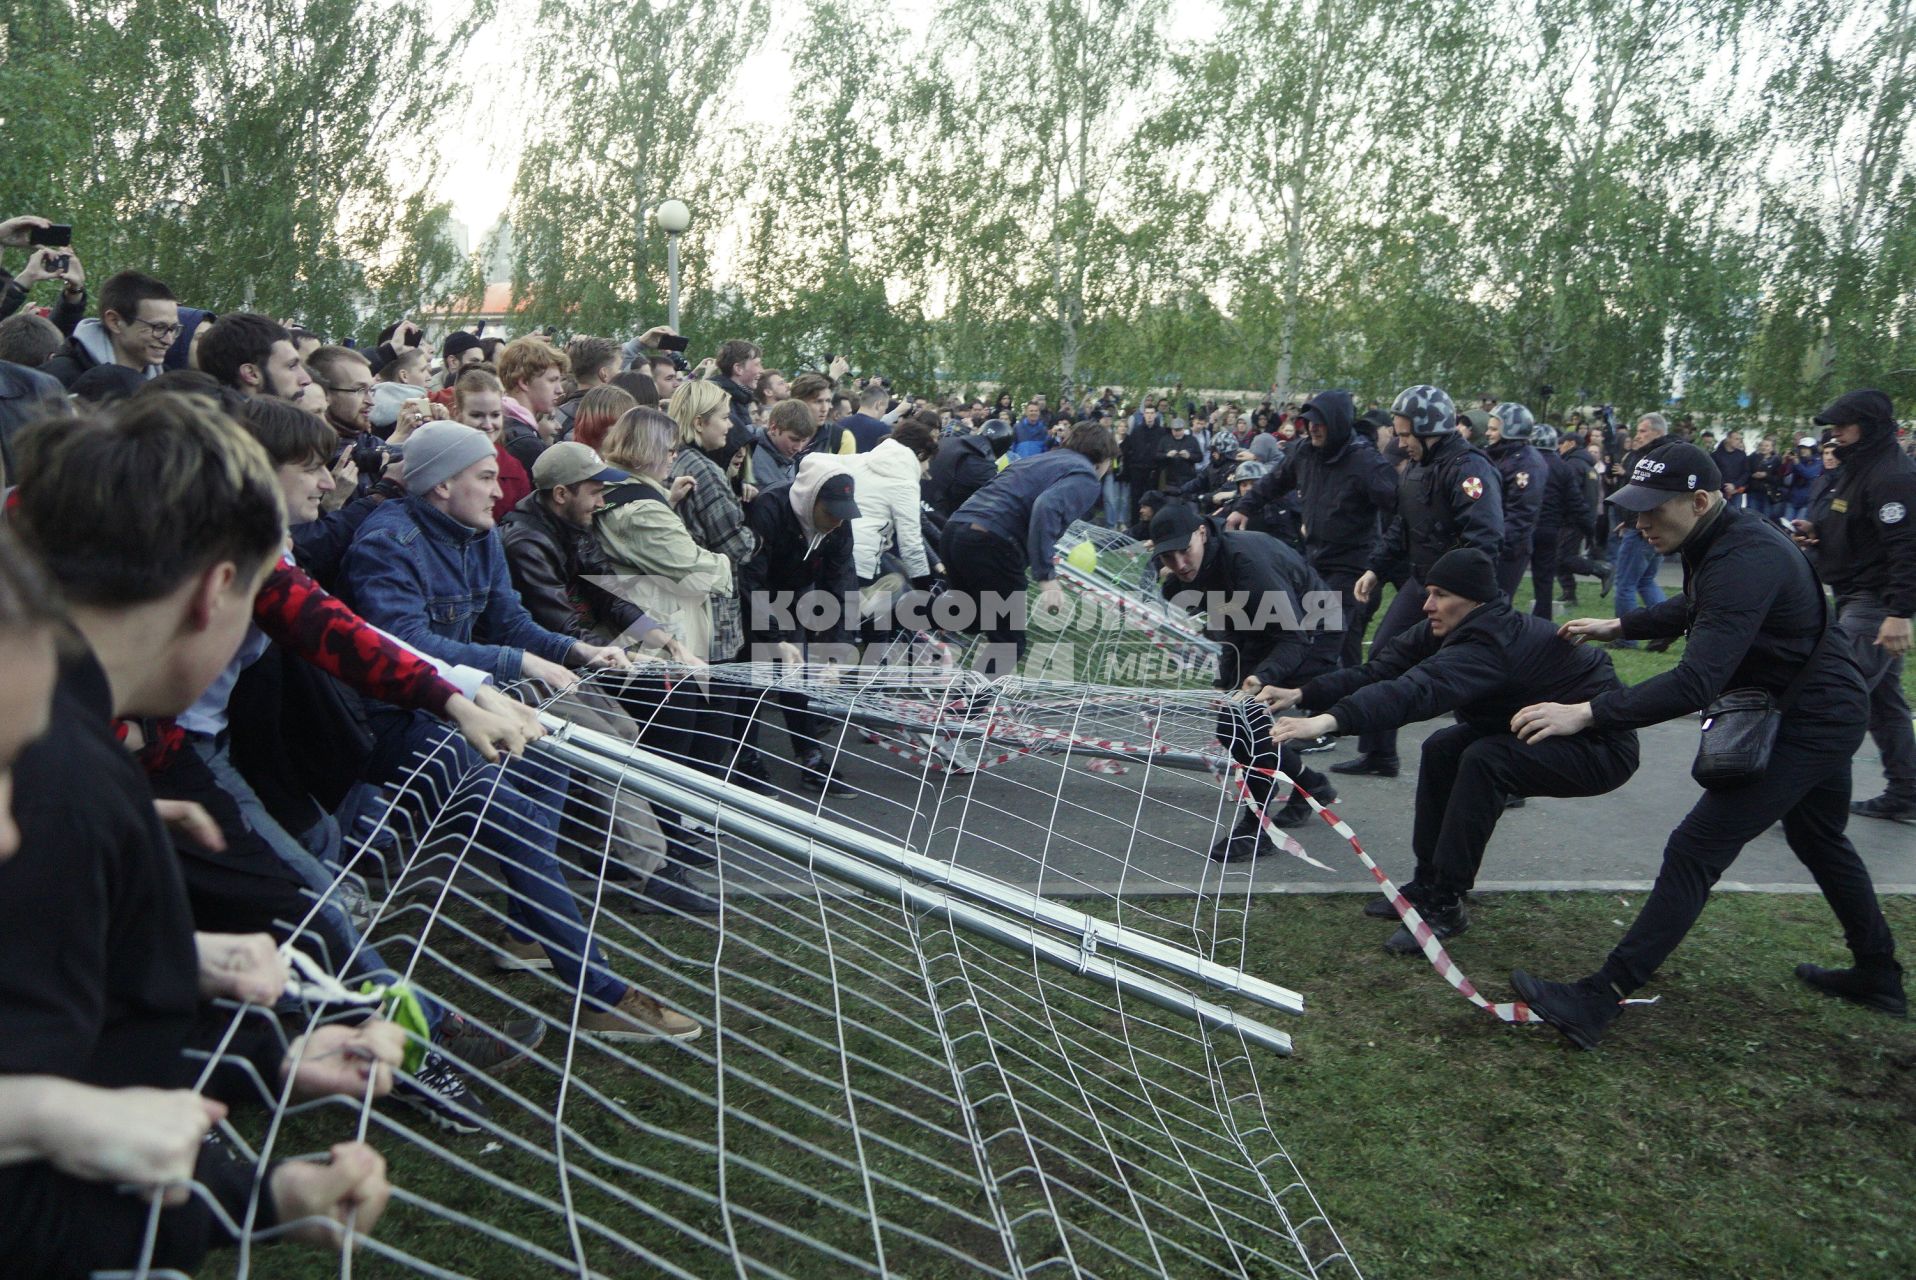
{"left": 1691, "top": 576, "right": 1832, "bottom": 791}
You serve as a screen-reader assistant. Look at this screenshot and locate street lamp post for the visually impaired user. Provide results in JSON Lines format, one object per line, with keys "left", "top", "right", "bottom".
{"left": 654, "top": 199, "right": 691, "bottom": 332}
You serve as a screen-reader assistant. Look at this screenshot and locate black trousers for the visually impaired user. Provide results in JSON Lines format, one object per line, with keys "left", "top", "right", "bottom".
{"left": 1216, "top": 698, "right": 1327, "bottom": 808}
{"left": 1496, "top": 541, "right": 1532, "bottom": 601}
{"left": 1529, "top": 523, "right": 1561, "bottom": 617}
{"left": 1415, "top": 721, "right": 1639, "bottom": 894}
{"left": 1356, "top": 578, "right": 1423, "bottom": 761}
{"left": 1595, "top": 703, "right": 1897, "bottom": 994}
{"left": 1320, "top": 568, "right": 1375, "bottom": 669}
{"left": 1553, "top": 524, "right": 1609, "bottom": 599}
{"left": 941, "top": 522, "right": 1031, "bottom": 675}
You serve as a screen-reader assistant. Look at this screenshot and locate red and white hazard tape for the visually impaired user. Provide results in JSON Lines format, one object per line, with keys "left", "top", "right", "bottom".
{"left": 1246, "top": 764, "right": 1543, "bottom": 1025}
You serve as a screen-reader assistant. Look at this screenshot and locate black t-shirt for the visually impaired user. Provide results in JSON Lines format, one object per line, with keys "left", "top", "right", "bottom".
{"left": 0, "top": 642, "right": 279, "bottom": 1275}
{"left": 0, "top": 646, "right": 201, "bottom": 1087}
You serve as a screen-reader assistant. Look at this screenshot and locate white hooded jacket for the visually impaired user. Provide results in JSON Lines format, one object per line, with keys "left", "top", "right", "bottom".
{"left": 843, "top": 438, "right": 930, "bottom": 579}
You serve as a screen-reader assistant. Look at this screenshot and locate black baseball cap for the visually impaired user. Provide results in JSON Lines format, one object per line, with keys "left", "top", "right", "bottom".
{"left": 1608, "top": 442, "right": 1721, "bottom": 511}
{"left": 817, "top": 472, "right": 862, "bottom": 521}
{"left": 1148, "top": 503, "right": 1204, "bottom": 554}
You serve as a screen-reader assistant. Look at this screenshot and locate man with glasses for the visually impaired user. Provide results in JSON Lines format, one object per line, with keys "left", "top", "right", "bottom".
{"left": 45, "top": 269, "right": 177, "bottom": 388}
{"left": 309, "top": 345, "right": 392, "bottom": 499}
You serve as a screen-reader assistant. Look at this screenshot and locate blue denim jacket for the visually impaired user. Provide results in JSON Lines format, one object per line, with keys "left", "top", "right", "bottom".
{"left": 342, "top": 497, "right": 576, "bottom": 684}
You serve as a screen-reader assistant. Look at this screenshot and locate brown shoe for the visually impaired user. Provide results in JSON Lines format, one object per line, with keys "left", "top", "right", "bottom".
{"left": 493, "top": 936, "right": 553, "bottom": 974}
{"left": 579, "top": 986, "right": 701, "bottom": 1042}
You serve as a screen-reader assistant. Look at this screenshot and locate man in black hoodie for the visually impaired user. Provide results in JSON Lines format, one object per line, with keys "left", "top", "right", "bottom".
{"left": 1152, "top": 504, "right": 1342, "bottom": 859}
{"left": 1792, "top": 389, "right": 1916, "bottom": 821}
{"left": 1266, "top": 549, "right": 1638, "bottom": 954}
{"left": 1227, "top": 389, "right": 1397, "bottom": 668}
{"left": 928, "top": 418, "right": 1010, "bottom": 520}
{"left": 710, "top": 338, "right": 763, "bottom": 473}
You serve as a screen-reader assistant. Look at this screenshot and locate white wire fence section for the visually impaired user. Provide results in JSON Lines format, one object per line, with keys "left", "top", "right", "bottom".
{"left": 125, "top": 655, "right": 1364, "bottom": 1280}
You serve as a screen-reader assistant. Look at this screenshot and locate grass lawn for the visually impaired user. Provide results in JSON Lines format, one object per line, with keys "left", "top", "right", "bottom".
{"left": 261, "top": 891, "right": 1914, "bottom": 1280}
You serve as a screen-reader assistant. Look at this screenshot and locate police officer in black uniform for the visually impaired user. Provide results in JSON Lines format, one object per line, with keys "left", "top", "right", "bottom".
{"left": 1791, "top": 389, "right": 1916, "bottom": 821}
{"left": 1505, "top": 442, "right": 1903, "bottom": 1048}
{"left": 1225, "top": 389, "right": 1397, "bottom": 669}
{"left": 1336, "top": 385, "right": 1505, "bottom": 777}
{"left": 1486, "top": 403, "right": 1549, "bottom": 601}
{"left": 1263, "top": 548, "right": 1639, "bottom": 953}
{"left": 1549, "top": 428, "right": 1615, "bottom": 607}
{"left": 1150, "top": 503, "right": 1343, "bottom": 860}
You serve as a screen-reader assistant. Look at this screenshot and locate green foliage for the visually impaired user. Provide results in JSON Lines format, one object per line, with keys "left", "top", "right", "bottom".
{"left": 0, "top": 0, "right": 488, "bottom": 339}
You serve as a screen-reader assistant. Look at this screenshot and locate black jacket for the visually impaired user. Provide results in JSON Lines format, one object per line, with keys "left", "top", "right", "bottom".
{"left": 926, "top": 434, "right": 999, "bottom": 518}
{"left": 712, "top": 375, "right": 757, "bottom": 469}
{"left": 1592, "top": 504, "right": 1863, "bottom": 729}
{"left": 1231, "top": 390, "right": 1396, "bottom": 578}
{"left": 1155, "top": 432, "right": 1201, "bottom": 490}
{"left": 740, "top": 482, "right": 858, "bottom": 647}
{"left": 0, "top": 274, "right": 85, "bottom": 333}
{"left": 1809, "top": 429, "right": 1916, "bottom": 616}
{"left": 1370, "top": 431, "right": 1505, "bottom": 581}
{"left": 0, "top": 358, "right": 66, "bottom": 478}
{"left": 1300, "top": 598, "right": 1625, "bottom": 738}
{"left": 498, "top": 491, "right": 658, "bottom": 641}
{"left": 1487, "top": 438, "right": 1548, "bottom": 558}
{"left": 1536, "top": 447, "right": 1586, "bottom": 531}
{"left": 1553, "top": 447, "right": 1602, "bottom": 537}
{"left": 1121, "top": 420, "right": 1166, "bottom": 487}
{"left": 502, "top": 417, "right": 547, "bottom": 475}
{"left": 1160, "top": 517, "right": 1340, "bottom": 691}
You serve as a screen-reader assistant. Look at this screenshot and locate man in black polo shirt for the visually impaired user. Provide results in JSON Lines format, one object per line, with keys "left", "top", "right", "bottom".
{"left": 1506, "top": 442, "right": 1902, "bottom": 1049}
{"left": 0, "top": 397, "right": 399, "bottom": 1274}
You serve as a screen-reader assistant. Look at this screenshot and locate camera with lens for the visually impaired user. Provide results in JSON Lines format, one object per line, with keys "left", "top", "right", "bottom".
{"left": 352, "top": 440, "right": 402, "bottom": 478}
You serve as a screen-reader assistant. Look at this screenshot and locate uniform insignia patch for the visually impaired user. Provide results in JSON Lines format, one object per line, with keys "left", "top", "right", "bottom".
{"left": 1462, "top": 476, "right": 1484, "bottom": 500}
{"left": 1883, "top": 501, "right": 1907, "bottom": 525}
{"left": 1515, "top": 471, "right": 1530, "bottom": 489}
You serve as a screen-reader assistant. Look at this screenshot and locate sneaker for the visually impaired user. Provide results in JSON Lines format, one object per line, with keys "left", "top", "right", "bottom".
{"left": 1794, "top": 959, "right": 1908, "bottom": 1018}
{"left": 493, "top": 936, "right": 554, "bottom": 973}
{"left": 392, "top": 1051, "right": 492, "bottom": 1134}
{"left": 1300, "top": 735, "right": 1337, "bottom": 754}
{"left": 1364, "top": 878, "right": 1429, "bottom": 919}
{"left": 1850, "top": 792, "right": 1916, "bottom": 822}
{"left": 1384, "top": 895, "right": 1467, "bottom": 955}
{"left": 641, "top": 866, "right": 720, "bottom": 914}
{"left": 1510, "top": 969, "right": 1622, "bottom": 1050}
{"left": 579, "top": 986, "right": 701, "bottom": 1042}
{"left": 1643, "top": 637, "right": 1674, "bottom": 654}
{"left": 434, "top": 1012, "right": 547, "bottom": 1075}
{"left": 1330, "top": 753, "right": 1399, "bottom": 778}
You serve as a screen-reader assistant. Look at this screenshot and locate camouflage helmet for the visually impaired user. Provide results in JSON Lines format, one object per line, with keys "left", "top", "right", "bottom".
{"left": 1391, "top": 384, "right": 1457, "bottom": 436}
{"left": 1531, "top": 423, "right": 1560, "bottom": 449}
{"left": 1231, "top": 460, "right": 1269, "bottom": 483}
{"left": 1491, "top": 401, "right": 1538, "bottom": 440}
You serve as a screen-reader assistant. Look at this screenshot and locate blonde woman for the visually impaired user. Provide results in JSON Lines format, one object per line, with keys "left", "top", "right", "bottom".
{"left": 667, "top": 380, "right": 758, "bottom": 664}
{"left": 594, "top": 407, "right": 718, "bottom": 654}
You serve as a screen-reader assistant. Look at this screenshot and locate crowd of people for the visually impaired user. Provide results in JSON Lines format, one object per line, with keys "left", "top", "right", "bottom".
{"left": 0, "top": 210, "right": 1912, "bottom": 1274}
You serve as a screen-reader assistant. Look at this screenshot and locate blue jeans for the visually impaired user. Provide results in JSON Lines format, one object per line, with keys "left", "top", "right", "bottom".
{"left": 1103, "top": 474, "right": 1131, "bottom": 530}
{"left": 1613, "top": 528, "right": 1666, "bottom": 619}
{"left": 188, "top": 735, "right": 443, "bottom": 1032}
{"left": 366, "top": 707, "right": 626, "bottom": 1008}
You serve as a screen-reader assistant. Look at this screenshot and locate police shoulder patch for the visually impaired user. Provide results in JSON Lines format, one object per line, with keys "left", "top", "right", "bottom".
{"left": 1883, "top": 501, "right": 1908, "bottom": 525}
{"left": 1462, "top": 476, "right": 1484, "bottom": 500}
{"left": 1515, "top": 471, "right": 1530, "bottom": 489}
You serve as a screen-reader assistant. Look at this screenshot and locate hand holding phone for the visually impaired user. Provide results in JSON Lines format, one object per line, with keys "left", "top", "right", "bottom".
{"left": 28, "top": 224, "right": 73, "bottom": 248}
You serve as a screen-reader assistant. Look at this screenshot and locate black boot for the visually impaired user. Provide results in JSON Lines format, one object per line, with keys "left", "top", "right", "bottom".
{"left": 796, "top": 748, "right": 855, "bottom": 797}
{"left": 1364, "top": 877, "right": 1429, "bottom": 919}
{"left": 1330, "top": 753, "right": 1399, "bottom": 778}
{"left": 641, "top": 864, "right": 720, "bottom": 915}
{"left": 1384, "top": 891, "right": 1467, "bottom": 955}
{"left": 1850, "top": 791, "right": 1916, "bottom": 822}
{"left": 1503, "top": 794, "right": 1527, "bottom": 810}
{"left": 1595, "top": 562, "right": 1615, "bottom": 598}
{"left": 1795, "top": 957, "right": 1907, "bottom": 1018}
{"left": 1510, "top": 970, "right": 1623, "bottom": 1050}
{"left": 1270, "top": 776, "right": 1335, "bottom": 827}
{"left": 1209, "top": 810, "right": 1272, "bottom": 862}
{"left": 1644, "top": 636, "right": 1675, "bottom": 653}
